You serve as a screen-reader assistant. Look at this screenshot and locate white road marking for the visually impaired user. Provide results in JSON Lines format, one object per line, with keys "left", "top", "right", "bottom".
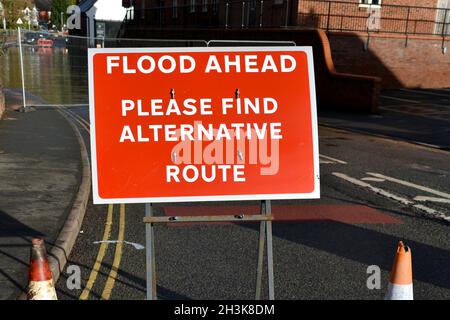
{"left": 400, "top": 88, "right": 450, "bottom": 98}
{"left": 413, "top": 205, "right": 450, "bottom": 221}
{"left": 366, "top": 172, "right": 450, "bottom": 199}
{"left": 414, "top": 196, "right": 450, "bottom": 204}
{"left": 332, "top": 173, "right": 413, "bottom": 206}
{"left": 320, "top": 154, "right": 347, "bottom": 164}
{"left": 93, "top": 240, "right": 145, "bottom": 250}
{"left": 411, "top": 142, "right": 443, "bottom": 149}
{"left": 361, "top": 177, "right": 386, "bottom": 182}
{"left": 380, "top": 95, "right": 420, "bottom": 104}
{"left": 333, "top": 172, "right": 449, "bottom": 221}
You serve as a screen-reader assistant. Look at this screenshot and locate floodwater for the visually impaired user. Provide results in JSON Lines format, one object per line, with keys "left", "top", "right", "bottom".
{"left": 0, "top": 35, "right": 243, "bottom": 105}
{"left": 0, "top": 37, "right": 206, "bottom": 105}
{"left": 0, "top": 45, "right": 89, "bottom": 105}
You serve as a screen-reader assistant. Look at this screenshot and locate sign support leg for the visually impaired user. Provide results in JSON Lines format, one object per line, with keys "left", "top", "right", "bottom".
{"left": 143, "top": 201, "right": 274, "bottom": 300}
{"left": 255, "top": 201, "right": 266, "bottom": 300}
{"left": 255, "top": 200, "right": 275, "bottom": 300}
{"left": 145, "top": 203, "right": 157, "bottom": 300}
{"left": 265, "top": 200, "right": 275, "bottom": 300}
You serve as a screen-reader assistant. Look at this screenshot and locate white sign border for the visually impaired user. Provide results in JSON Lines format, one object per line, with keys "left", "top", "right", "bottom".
{"left": 88, "top": 46, "right": 320, "bottom": 204}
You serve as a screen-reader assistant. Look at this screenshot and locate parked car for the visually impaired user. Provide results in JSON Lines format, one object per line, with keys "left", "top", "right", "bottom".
{"left": 24, "top": 32, "right": 53, "bottom": 45}
{"left": 37, "top": 38, "right": 54, "bottom": 48}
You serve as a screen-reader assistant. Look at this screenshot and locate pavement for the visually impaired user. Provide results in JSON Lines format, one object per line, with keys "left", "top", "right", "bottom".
{"left": 0, "top": 89, "right": 82, "bottom": 299}
{"left": 54, "top": 89, "right": 450, "bottom": 300}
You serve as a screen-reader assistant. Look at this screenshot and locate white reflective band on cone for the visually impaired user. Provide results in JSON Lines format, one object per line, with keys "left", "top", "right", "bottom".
{"left": 384, "top": 282, "right": 413, "bottom": 300}
{"left": 28, "top": 280, "right": 58, "bottom": 300}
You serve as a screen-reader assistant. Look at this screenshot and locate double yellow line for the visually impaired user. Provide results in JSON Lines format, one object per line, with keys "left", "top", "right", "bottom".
{"left": 80, "top": 204, "right": 126, "bottom": 300}
{"left": 57, "top": 106, "right": 127, "bottom": 300}
{"left": 57, "top": 106, "right": 90, "bottom": 134}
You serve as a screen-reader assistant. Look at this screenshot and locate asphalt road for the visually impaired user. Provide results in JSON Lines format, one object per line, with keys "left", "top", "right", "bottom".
{"left": 320, "top": 88, "right": 450, "bottom": 150}
{"left": 55, "top": 90, "right": 450, "bottom": 300}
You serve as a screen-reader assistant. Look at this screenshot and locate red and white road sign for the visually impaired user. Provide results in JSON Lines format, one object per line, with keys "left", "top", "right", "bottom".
{"left": 88, "top": 47, "right": 319, "bottom": 204}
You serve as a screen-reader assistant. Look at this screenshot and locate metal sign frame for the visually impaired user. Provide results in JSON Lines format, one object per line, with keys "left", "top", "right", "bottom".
{"left": 88, "top": 40, "right": 320, "bottom": 300}
{"left": 143, "top": 200, "right": 276, "bottom": 300}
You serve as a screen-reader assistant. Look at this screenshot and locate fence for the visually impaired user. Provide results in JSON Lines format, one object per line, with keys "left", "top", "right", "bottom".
{"left": 125, "top": 0, "right": 450, "bottom": 37}
{"left": 0, "top": 29, "right": 295, "bottom": 107}
{"left": 0, "top": 30, "right": 17, "bottom": 48}
{"left": 0, "top": 30, "right": 209, "bottom": 106}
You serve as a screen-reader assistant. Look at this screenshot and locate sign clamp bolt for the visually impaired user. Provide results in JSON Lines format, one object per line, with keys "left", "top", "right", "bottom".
{"left": 170, "top": 88, "right": 175, "bottom": 99}
{"left": 169, "top": 216, "right": 179, "bottom": 221}
{"left": 234, "top": 215, "right": 244, "bottom": 220}
{"left": 235, "top": 88, "right": 240, "bottom": 99}
{"left": 237, "top": 150, "right": 244, "bottom": 161}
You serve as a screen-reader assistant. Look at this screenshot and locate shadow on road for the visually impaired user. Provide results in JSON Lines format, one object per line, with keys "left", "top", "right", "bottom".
{"left": 268, "top": 220, "right": 450, "bottom": 291}
{"left": 0, "top": 210, "right": 44, "bottom": 239}
{"left": 56, "top": 259, "right": 192, "bottom": 300}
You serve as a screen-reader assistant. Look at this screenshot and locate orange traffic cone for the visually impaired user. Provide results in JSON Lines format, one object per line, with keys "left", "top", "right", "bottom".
{"left": 27, "top": 238, "right": 58, "bottom": 300}
{"left": 385, "top": 241, "right": 413, "bottom": 300}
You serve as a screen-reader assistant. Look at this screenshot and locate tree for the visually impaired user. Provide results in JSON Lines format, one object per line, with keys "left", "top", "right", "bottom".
{"left": 2, "top": 0, "right": 33, "bottom": 29}
{"left": 50, "top": 0, "right": 77, "bottom": 30}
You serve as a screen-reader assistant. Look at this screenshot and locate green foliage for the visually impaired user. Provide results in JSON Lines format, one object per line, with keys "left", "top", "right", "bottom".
{"left": 51, "top": 0, "right": 77, "bottom": 29}
{"left": 2, "top": 0, "right": 33, "bottom": 29}
{"left": 0, "top": 36, "right": 5, "bottom": 56}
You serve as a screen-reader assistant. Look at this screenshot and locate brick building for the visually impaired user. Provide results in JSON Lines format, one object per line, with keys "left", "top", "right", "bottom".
{"left": 122, "top": 0, "right": 450, "bottom": 36}
{"left": 122, "top": 0, "right": 299, "bottom": 28}
{"left": 120, "top": 0, "right": 450, "bottom": 90}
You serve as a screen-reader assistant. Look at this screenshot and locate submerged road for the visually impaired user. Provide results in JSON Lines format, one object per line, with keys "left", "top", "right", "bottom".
{"left": 55, "top": 89, "right": 450, "bottom": 300}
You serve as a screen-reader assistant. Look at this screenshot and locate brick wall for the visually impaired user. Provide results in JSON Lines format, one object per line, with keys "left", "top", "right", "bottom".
{"left": 297, "top": 0, "right": 442, "bottom": 35}
{"left": 328, "top": 32, "right": 450, "bottom": 88}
